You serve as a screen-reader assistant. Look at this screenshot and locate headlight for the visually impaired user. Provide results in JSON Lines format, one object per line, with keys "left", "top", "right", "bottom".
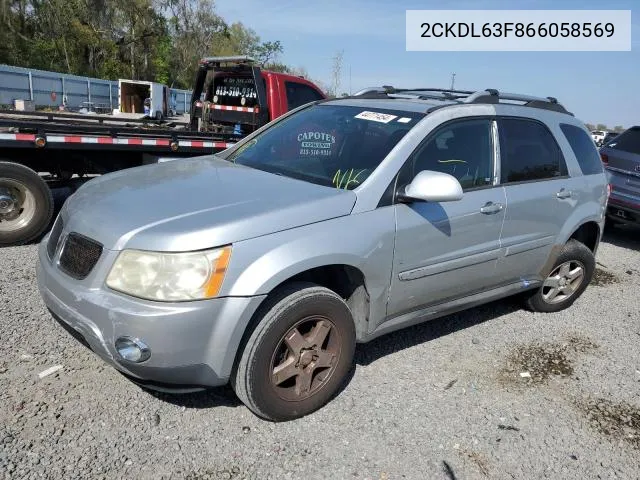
{"left": 106, "top": 246, "right": 231, "bottom": 301}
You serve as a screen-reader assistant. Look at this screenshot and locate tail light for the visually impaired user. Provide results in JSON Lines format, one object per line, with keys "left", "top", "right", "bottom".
{"left": 600, "top": 152, "right": 608, "bottom": 165}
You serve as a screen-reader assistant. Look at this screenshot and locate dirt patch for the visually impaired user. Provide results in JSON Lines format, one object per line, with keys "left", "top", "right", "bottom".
{"left": 501, "top": 336, "right": 598, "bottom": 384}
{"left": 565, "top": 335, "right": 599, "bottom": 353}
{"left": 591, "top": 267, "right": 620, "bottom": 286}
{"left": 577, "top": 398, "right": 640, "bottom": 449}
{"left": 184, "top": 465, "right": 250, "bottom": 480}
{"left": 462, "top": 450, "right": 490, "bottom": 477}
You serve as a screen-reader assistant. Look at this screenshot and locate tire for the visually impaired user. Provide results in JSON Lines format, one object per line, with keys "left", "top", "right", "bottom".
{"left": 232, "top": 282, "right": 356, "bottom": 421}
{"left": 524, "top": 239, "right": 595, "bottom": 313}
{"left": 0, "top": 161, "right": 54, "bottom": 247}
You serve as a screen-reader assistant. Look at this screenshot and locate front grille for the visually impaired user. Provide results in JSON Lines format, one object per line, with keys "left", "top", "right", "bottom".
{"left": 47, "top": 216, "right": 64, "bottom": 259}
{"left": 59, "top": 233, "right": 103, "bottom": 280}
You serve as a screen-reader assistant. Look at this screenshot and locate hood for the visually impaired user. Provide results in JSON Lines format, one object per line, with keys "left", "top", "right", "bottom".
{"left": 63, "top": 157, "right": 356, "bottom": 251}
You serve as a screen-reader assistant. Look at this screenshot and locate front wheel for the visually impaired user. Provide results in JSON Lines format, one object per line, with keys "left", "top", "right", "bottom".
{"left": 523, "top": 239, "right": 595, "bottom": 313}
{"left": 232, "top": 282, "right": 356, "bottom": 421}
{"left": 0, "top": 161, "right": 54, "bottom": 247}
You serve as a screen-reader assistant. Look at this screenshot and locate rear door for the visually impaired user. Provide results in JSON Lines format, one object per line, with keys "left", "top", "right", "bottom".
{"left": 495, "top": 118, "right": 582, "bottom": 282}
{"left": 600, "top": 127, "right": 640, "bottom": 216}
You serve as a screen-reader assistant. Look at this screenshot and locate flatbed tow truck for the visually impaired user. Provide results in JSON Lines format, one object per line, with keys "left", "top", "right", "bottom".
{"left": 0, "top": 56, "right": 326, "bottom": 246}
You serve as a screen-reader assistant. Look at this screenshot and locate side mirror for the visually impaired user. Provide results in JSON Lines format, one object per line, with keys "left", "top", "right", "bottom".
{"left": 398, "top": 170, "right": 464, "bottom": 203}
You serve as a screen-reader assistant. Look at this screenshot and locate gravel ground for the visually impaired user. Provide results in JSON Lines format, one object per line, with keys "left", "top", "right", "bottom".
{"left": 1, "top": 226, "right": 639, "bottom": 480}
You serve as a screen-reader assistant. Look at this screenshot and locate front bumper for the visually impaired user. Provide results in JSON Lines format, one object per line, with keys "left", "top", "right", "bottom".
{"left": 36, "top": 236, "right": 266, "bottom": 389}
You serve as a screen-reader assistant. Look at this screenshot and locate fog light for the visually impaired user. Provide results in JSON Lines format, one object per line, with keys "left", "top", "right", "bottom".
{"left": 115, "top": 336, "right": 151, "bottom": 363}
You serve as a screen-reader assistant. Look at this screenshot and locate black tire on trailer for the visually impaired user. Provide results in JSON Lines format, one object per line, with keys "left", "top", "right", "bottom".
{"left": 0, "top": 161, "right": 54, "bottom": 247}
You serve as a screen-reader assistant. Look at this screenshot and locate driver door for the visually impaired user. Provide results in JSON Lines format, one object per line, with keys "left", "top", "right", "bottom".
{"left": 384, "top": 118, "right": 507, "bottom": 321}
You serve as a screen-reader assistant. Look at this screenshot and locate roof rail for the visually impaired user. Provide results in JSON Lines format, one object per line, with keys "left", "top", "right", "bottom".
{"left": 352, "top": 86, "right": 572, "bottom": 115}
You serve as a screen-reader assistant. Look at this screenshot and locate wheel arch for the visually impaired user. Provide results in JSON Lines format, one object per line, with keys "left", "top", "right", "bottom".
{"left": 567, "top": 220, "right": 601, "bottom": 252}
{"left": 227, "top": 261, "right": 371, "bottom": 383}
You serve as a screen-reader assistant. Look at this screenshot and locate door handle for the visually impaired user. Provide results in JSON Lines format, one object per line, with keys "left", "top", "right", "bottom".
{"left": 480, "top": 202, "right": 504, "bottom": 214}
{"left": 556, "top": 189, "right": 573, "bottom": 199}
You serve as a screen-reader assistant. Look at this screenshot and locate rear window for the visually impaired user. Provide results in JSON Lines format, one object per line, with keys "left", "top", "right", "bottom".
{"left": 207, "top": 75, "right": 264, "bottom": 108}
{"left": 606, "top": 127, "right": 640, "bottom": 155}
{"left": 285, "top": 81, "right": 325, "bottom": 110}
{"left": 228, "top": 104, "right": 424, "bottom": 189}
{"left": 560, "top": 124, "right": 604, "bottom": 175}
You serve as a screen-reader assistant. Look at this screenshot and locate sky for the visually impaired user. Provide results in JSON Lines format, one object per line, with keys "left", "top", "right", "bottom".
{"left": 216, "top": 0, "right": 639, "bottom": 128}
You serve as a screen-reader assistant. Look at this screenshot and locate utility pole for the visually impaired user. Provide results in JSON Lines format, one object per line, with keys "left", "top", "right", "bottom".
{"left": 450, "top": 73, "right": 456, "bottom": 90}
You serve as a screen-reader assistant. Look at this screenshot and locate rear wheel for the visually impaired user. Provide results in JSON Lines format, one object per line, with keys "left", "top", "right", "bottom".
{"left": 0, "top": 161, "right": 53, "bottom": 247}
{"left": 524, "top": 239, "right": 595, "bottom": 313}
{"left": 232, "top": 282, "right": 356, "bottom": 421}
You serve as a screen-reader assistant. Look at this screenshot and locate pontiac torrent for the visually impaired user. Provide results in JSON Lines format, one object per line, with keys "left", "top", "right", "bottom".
{"left": 37, "top": 87, "right": 609, "bottom": 421}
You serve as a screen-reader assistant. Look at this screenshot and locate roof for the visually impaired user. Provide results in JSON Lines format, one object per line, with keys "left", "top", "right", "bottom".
{"left": 324, "top": 86, "right": 574, "bottom": 117}
{"left": 320, "top": 97, "right": 450, "bottom": 114}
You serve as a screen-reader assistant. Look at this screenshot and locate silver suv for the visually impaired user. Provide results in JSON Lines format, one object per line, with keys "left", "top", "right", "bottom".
{"left": 37, "top": 87, "right": 609, "bottom": 421}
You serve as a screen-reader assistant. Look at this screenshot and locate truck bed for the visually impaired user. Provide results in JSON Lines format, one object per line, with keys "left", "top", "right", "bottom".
{"left": 0, "top": 109, "right": 238, "bottom": 152}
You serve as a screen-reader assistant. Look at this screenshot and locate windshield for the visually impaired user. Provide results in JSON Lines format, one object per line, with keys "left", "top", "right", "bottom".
{"left": 227, "top": 104, "right": 424, "bottom": 189}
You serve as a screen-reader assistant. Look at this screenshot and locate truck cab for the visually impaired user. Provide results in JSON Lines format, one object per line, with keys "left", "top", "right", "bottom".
{"left": 189, "top": 56, "right": 326, "bottom": 135}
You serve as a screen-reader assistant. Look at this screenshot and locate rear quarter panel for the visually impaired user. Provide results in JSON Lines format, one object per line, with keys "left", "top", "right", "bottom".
{"left": 549, "top": 118, "right": 607, "bottom": 264}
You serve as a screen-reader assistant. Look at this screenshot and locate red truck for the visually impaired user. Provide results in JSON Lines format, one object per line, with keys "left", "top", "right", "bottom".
{"left": 0, "top": 56, "right": 327, "bottom": 246}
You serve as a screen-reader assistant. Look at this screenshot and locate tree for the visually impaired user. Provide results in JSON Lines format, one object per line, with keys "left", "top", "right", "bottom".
{"left": 596, "top": 123, "right": 607, "bottom": 131}
{"left": 210, "top": 22, "right": 282, "bottom": 65}
{"left": 254, "top": 40, "right": 282, "bottom": 65}
{"left": 328, "top": 49, "right": 344, "bottom": 98}
{"left": 613, "top": 125, "right": 625, "bottom": 133}
{"left": 159, "top": 0, "right": 229, "bottom": 87}
{"left": 585, "top": 123, "right": 595, "bottom": 131}
{"left": 0, "top": 0, "right": 291, "bottom": 91}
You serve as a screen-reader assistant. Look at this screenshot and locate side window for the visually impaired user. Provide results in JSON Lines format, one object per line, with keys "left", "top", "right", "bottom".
{"left": 285, "top": 81, "right": 324, "bottom": 110}
{"left": 559, "top": 124, "right": 605, "bottom": 175}
{"left": 498, "top": 118, "right": 568, "bottom": 183}
{"left": 405, "top": 119, "right": 494, "bottom": 190}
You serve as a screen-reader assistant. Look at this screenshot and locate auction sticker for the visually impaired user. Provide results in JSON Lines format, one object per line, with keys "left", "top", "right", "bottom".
{"left": 355, "top": 111, "right": 398, "bottom": 123}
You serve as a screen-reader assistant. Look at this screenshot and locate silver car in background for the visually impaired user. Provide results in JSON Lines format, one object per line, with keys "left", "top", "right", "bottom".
{"left": 37, "top": 87, "right": 609, "bottom": 421}
{"left": 599, "top": 126, "right": 640, "bottom": 227}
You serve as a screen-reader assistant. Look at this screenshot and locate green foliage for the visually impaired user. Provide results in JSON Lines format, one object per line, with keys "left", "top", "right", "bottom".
{"left": 0, "top": 0, "right": 290, "bottom": 89}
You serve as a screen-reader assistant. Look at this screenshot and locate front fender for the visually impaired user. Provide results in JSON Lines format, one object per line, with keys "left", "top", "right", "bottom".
{"left": 221, "top": 207, "right": 397, "bottom": 333}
